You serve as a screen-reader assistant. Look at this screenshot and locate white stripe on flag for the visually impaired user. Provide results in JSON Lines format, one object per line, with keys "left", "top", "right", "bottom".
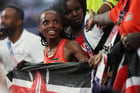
{"left": 126, "top": 76, "right": 140, "bottom": 88}
{"left": 121, "top": 76, "right": 140, "bottom": 92}
{"left": 47, "top": 84, "right": 91, "bottom": 93}
{"left": 36, "top": 72, "right": 41, "bottom": 93}
{"left": 12, "top": 79, "right": 32, "bottom": 88}
{"left": 118, "top": 54, "right": 125, "bottom": 70}
{"left": 46, "top": 69, "right": 49, "bottom": 84}
{"left": 12, "top": 78, "right": 91, "bottom": 93}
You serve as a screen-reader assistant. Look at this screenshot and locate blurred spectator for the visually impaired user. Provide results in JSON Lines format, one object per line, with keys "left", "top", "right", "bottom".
{"left": 87, "top": 0, "right": 140, "bottom": 92}
{"left": 60, "top": 0, "right": 94, "bottom": 57}
{"left": 86, "top": 0, "right": 118, "bottom": 13}
{"left": 85, "top": 0, "right": 119, "bottom": 54}
{"left": 0, "top": 5, "right": 44, "bottom": 74}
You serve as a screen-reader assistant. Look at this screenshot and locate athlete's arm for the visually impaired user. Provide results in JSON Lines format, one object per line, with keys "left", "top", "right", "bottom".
{"left": 64, "top": 40, "right": 89, "bottom": 62}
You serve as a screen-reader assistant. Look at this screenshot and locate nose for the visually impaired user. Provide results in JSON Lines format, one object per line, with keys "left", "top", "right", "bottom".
{"left": 72, "top": 10, "right": 77, "bottom": 16}
{"left": 48, "top": 22, "right": 55, "bottom": 27}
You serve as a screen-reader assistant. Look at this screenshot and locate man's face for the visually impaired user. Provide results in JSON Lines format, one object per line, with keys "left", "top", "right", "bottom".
{"left": 62, "top": 0, "right": 84, "bottom": 28}
{"left": 39, "top": 10, "right": 63, "bottom": 40}
{"left": 1, "top": 8, "right": 18, "bottom": 30}
{"left": 1, "top": 8, "right": 19, "bottom": 36}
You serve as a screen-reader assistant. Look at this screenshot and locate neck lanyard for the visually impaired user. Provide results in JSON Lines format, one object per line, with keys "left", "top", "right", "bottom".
{"left": 103, "top": 0, "right": 129, "bottom": 53}
{"left": 7, "top": 40, "right": 18, "bottom": 64}
{"left": 82, "top": 23, "right": 94, "bottom": 57}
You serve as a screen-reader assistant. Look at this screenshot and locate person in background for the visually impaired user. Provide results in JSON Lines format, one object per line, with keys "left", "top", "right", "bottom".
{"left": 60, "top": 0, "right": 119, "bottom": 56}
{"left": 0, "top": 5, "right": 44, "bottom": 73}
{"left": 86, "top": 0, "right": 140, "bottom": 92}
{"left": 60, "top": 0, "right": 94, "bottom": 57}
{"left": 85, "top": 1, "right": 119, "bottom": 90}
{"left": 86, "top": 0, "right": 118, "bottom": 14}
{"left": 85, "top": 0, "right": 119, "bottom": 54}
{"left": 38, "top": 8, "right": 88, "bottom": 63}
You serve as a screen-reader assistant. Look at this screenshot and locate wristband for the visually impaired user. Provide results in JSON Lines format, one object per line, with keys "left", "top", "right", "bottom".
{"left": 104, "top": 1, "right": 114, "bottom": 9}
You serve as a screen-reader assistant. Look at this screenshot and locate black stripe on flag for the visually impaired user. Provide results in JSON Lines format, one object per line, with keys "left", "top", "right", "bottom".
{"left": 8, "top": 62, "right": 92, "bottom": 88}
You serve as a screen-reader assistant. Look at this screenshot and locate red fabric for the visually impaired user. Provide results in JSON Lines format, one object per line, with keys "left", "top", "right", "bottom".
{"left": 113, "top": 65, "right": 128, "bottom": 92}
{"left": 75, "top": 34, "right": 90, "bottom": 57}
{"left": 44, "top": 39, "right": 67, "bottom": 63}
{"left": 30, "top": 71, "right": 47, "bottom": 93}
{"left": 109, "top": 0, "right": 140, "bottom": 36}
{"left": 11, "top": 85, "right": 29, "bottom": 93}
{"left": 102, "top": 56, "right": 107, "bottom": 80}
{"left": 109, "top": 0, "right": 140, "bottom": 92}
{"left": 123, "top": 85, "right": 140, "bottom": 93}
{"left": 11, "top": 71, "right": 57, "bottom": 93}
{"left": 109, "top": 0, "right": 123, "bottom": 24}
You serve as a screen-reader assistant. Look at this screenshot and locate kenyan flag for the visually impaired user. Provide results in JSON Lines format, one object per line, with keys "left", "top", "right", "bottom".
{"left": 112, "top": 49, "right": 140, "bottom": 93}
{"left": 8, "top": 62, "right": 92, "bottom": 93}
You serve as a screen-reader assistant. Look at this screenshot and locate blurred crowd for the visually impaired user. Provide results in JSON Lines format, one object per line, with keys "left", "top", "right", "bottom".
{"left": 0, "top": 0, "right": 140, "bottom": 93}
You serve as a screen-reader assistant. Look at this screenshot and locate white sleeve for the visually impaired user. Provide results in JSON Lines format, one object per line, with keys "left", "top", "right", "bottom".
{"left": 29, "top": 37, "right": 44, "bottom": 63}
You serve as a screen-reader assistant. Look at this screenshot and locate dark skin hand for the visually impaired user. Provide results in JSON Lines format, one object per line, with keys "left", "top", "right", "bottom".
{"left": 97, "top": 3, "right": 113, "bottom": 28}
{"left": 85, "top": 10, "right": 96, "bottom": 32}
{"left": 85, "top": 10, "right": 112, "bottom": 32}
{"left": 102, "top": 71, "right": 112, "bottom": 85}
{"left": 121, "top": 32, "right": 140, "bottom": 50}
{"left": 88, "top": 53, "right": 102, "bottom": 69}
{"left": 97, "top": 3, "right": 112, "bottom": 14}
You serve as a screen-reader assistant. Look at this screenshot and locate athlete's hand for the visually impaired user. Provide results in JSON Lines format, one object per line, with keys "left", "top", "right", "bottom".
{"left": 88, "top": 53, "right": 102, "bottom": 69}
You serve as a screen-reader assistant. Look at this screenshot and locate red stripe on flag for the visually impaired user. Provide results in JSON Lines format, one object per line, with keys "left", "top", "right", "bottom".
{"left": 30, "top": 71, "right": 57, "bottom": 93}
{"left": 123, "top": 85, "right": 140, "bottom": 93}
{"left": 113, "top": 65, "right": 128, "bottom": 92}
{"left": 11, "top": 85, "right": 57, "bottom": 93}
{"left": 11, "top": 71, "right": 57, "bottom": 93}
{"left": 104, "top": 55, "right": 107, "bottom": 66}
{"left": 10, "top": 85, "right": 30, "bottom": 93}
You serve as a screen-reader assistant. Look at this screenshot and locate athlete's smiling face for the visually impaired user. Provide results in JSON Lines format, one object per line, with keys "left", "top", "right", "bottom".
{"left": 39, "top": 10, "right": 63, "bottom": 40}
